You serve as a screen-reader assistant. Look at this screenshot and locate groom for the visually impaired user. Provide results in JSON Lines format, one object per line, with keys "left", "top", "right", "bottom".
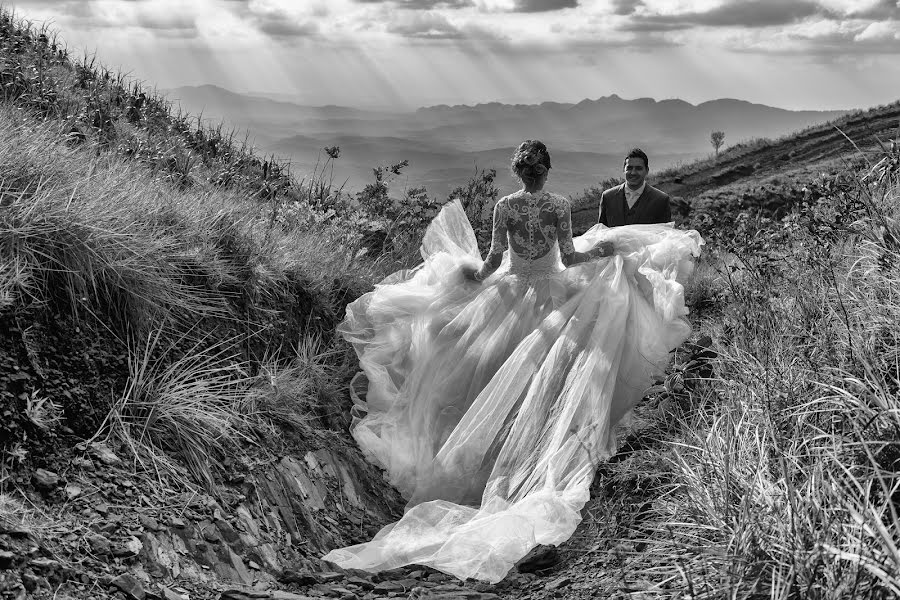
{"left": 598, "top": 148, "right": 672, "bottom": 226}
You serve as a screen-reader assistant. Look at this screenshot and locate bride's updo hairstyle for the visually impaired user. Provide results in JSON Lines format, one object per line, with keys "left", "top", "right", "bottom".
{"left": 511, "top": 139, "right": 551, "bottom": 181}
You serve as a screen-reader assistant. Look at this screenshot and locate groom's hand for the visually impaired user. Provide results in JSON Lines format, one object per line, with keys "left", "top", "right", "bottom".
{"left": 460, "top": 265, "right": 481, "bottom": 281}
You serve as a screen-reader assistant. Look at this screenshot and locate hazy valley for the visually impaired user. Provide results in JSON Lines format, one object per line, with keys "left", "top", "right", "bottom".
{"left": 166, "top": 84, "right": 849, "bottom": 198}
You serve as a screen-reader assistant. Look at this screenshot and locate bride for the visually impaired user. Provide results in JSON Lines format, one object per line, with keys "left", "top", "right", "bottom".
{"left": 323, "top": 140, "right": 703, "bottom": 583}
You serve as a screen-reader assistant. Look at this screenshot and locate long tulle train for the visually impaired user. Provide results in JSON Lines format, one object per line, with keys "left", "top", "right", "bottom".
{"left": 324, "top": 200, "right": 702, "bottom": 582}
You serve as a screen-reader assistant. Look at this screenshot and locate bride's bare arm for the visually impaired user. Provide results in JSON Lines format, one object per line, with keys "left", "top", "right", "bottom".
{"left": 463, "top": 201, "right": 508, "bottom": 281}
{"left": 558, "top": 201, "right": 613, "bottom": 266}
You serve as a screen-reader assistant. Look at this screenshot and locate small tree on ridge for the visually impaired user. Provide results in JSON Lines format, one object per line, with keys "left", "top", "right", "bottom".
{"left": 710, "top": 130, "right": 725, "bottom": 159}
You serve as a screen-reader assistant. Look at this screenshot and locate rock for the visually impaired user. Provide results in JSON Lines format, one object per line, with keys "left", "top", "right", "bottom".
{"left": 90, "top": 442, "right": 123, "bottom": 465}
{"left": 202, "top": 523, "right": 222, "bottom": 543}
{"left": 21, "top": 571, "right": 49, "bottom": 592}
{"left": 168, "top": 517, "right": 187, "bottom": 529}
{"left": 279, "top": 570, "right": 322, "bottom": 585}
{"left": 114, "top": 537, "right": 144, "bottom": 558}
{"left": 396, "top": 579, "right": 421, "bottom": 591}
{"left": 110, "top": 573, "right": 146, "bottom": 600}
{"left": 515, "top": 545, "right": 559, "bottom": 573}
{"left": 320, "top": 571, "right": 345, "bottom": 583}
{"left": 28, "top": 557, "right": 61, "bottom": 572}
{"left": 545, "top": 576, "right": 571, "bottom": 591}
{"left": 94, "top": 502, "right": 110, "bottom": 516}
{"left": 373, "top": 581, "right": 405, "bottom": 593}
{"left": 65, "top": 484, "right": 83, "bottom": 499}
{"left": 33, "top": 468, "right": 60, "bottom": 490}
{"left": 271, "top": 592, "right": 319, "bottom": 600}
{"left": 71, "top": 456, "right": 95, "bottom": 470}
{"left": 328, "top": 587, "right": 357, "bottom": 599}
{"left": 220, "top": 592, "right": 272, "bottom": 600}
{"left": 138, "top": 515, "right": 162, "bottom": 532}
{"left": 215, "top": 518, "right": 241, "bottom": 544}
{"left": 88, "top": 533, "right": 112, "bottom": 555}
{"left": 158, "top": 587, "right": 187, "bottom": 600}
{"left": 0, "top": 550, "right": 16, "bottom": 569}
{"left": 346, "top": 577, "right": 374, "bottom": 591}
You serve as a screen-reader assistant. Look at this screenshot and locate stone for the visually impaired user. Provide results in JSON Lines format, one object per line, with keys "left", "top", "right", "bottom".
{"left": 91, "top": 442, "right": 123, "bottom": 466}
{"left": 320, "top": 571, "right": 345, "bottom": 583}
{"left": 65, "top": 484, "right": 83, "bottom": 499}
{"left": 168, "top": 517, "right": 187, "bottom": 529}
{"left": 139, "top": 515, "right": 162, "bottom": 532}
{"left": 215, "top": 518, "right": 241, "bottom": 544}
{"left": 114, "top": 537, "right": 144, "bottom": 558}
{"left": 220, "top": 592, "right": 272, "bottom": 600}
{"left": 280, "top": 570, "right": 322, "bottom": 585}
{"left": 271, "top": 592, "right": 319, "bottom": 600}
{"left": 88, "top": 533, "right": 112, "bottom": 554}
{"left": 202, "top": 523, "right": 222, "bottom": 543}
{"left": 373, "top": 581, "right": 405, "bottom": 593}
{"left": 28, "top": 557, "right": 61, "bottom": 572}
{"left": 515, "top": 545, "right": 559, "bottom": 574}
{"left": 21, "top": 571, "right": 49, "bottom": 592}
{"left": 0, "top": 550, "right": 16, "bottom": 569}
{"left": 545, "top": 577, "right": 571, "bottom": 591}
{"left": 158, "top": 587, "right": 187, "bottom": 600}
{"left": 94, "top": 502, "right": 110, "bottom": 516}
{"left": 346, "top": 577, "right": 374, "bottom": 591}
{"left": 33, "top": 468, "right": 59, "bottom": 490}
{"left": 71, "top": 456, "right": 94, "bottom": 470}
{"left": 110, "top": 573, "right": 146, "bottom": 600}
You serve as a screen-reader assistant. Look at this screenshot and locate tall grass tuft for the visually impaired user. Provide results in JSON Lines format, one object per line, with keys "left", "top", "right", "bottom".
{"left": 97, "top": 328, "right": 255, "bottom": 491}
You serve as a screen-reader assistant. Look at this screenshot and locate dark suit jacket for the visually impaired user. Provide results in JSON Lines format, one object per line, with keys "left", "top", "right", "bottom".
{"left": 599, "top": 183, "right": 672, "bottom": 227}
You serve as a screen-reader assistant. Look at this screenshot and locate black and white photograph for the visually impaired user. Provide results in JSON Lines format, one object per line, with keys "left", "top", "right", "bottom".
{"left": 1, "top": 1, "right": 899, "bottom": 599}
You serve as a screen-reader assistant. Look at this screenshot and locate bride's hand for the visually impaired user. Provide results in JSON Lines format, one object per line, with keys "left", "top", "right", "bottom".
{"left": 591, "top": 241, "right": 614, "bottom": 258}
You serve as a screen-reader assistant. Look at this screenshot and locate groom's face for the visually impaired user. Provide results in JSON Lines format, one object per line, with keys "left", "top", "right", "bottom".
{"left": 623, "top": 157, "right": 648, "bottom": 189}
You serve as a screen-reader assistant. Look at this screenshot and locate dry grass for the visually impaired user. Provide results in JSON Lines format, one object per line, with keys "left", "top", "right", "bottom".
{"left": 0, "top": 103, "right": 384, "bottom": 493}
{"left": 578, "top": 169, "right": 900, "bottom": 598}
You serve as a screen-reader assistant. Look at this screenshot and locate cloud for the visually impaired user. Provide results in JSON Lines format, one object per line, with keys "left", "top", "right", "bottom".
{"left": 353, "top": 0, "right": 475, "bottom": 8}
{"left": 611, "top": 0, "right": 643, "bottom": 16}
{"left": 134, "top": 12, "right": 196, "bottom": 33}
{"left": 228, "top": 3, "right": 321, "bottom": 40}
{"left": 386, "top": 11, "right": 465, "bottom": 38}
{"left": 509, "top": 0, "right": 578, "bottom": 12}
{"left": 847, "top": 0, "right": 900, "bottom": 20}
{"left": 624, "top": 0, "right": 830, "bottom": 32}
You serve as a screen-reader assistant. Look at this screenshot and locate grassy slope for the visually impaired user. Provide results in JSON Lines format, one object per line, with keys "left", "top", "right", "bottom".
{"left": 0, "top": 0, "right": 401, "bottom": 551}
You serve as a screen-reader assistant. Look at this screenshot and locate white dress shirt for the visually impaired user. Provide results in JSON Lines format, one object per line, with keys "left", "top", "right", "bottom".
{"left": 624, "top": 182, "right": 646, "bottom": 209}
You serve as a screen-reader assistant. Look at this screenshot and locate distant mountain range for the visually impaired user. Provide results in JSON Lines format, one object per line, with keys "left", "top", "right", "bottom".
{"left": 165, "top": 85, "right": 850, "bottom": 199}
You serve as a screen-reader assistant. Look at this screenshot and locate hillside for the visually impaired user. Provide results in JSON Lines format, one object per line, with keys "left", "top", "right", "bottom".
{"left": 572, "top": 100, "right": 900, "bottom": 233}
{"left": 3, "top": 7, "right": 900, "bottom": 600}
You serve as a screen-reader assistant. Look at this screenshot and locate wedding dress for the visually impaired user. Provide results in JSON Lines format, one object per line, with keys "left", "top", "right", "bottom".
{"left": 323, "top": 191, "right": 702, "bottom": 583}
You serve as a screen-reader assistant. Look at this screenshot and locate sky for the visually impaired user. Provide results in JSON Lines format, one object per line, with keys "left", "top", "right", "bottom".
{"left": 8, "top": 0, "right": 900, "bottom": 111}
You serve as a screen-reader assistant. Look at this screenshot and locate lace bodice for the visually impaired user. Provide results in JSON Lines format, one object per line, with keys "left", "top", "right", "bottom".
{"left": 478, "top": 190, "right": 578, "bottom": 279}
